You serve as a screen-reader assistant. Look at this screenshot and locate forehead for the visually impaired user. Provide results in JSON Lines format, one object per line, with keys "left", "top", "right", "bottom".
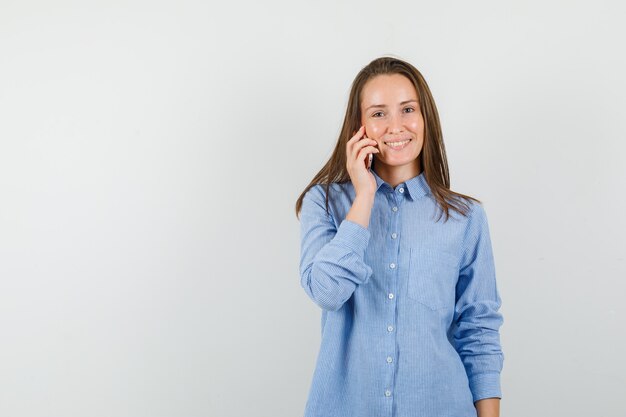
{"left": 361, "top": 74, "right": 418, "bottom": 107}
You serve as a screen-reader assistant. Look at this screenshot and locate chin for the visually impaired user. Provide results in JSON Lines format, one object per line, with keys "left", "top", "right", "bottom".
{"left": 386, "top": 155, "right": 419, "bottom": 164}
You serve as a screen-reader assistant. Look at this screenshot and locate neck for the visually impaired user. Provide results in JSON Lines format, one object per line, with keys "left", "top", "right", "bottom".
{"left": 373, "top": 159, "right": 422, "bottom": 188}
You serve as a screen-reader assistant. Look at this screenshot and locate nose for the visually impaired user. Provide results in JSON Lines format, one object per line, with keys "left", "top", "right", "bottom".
{"left": 388, "top": 111, "right": 404, "bottom": 134}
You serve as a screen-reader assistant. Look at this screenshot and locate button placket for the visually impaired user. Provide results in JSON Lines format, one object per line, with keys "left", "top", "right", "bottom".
{"left": 384, "top": 195, "right": 400, "bottom": 401}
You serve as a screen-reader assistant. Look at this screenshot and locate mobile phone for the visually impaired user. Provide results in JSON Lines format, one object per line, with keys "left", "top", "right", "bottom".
{"left": 360, "top": 134, "right": 374, "bottom": 171}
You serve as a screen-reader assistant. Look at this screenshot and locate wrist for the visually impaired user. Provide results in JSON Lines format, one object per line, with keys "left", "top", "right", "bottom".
{"left": 354, "top": 192, "right": 375, "bottom": 202}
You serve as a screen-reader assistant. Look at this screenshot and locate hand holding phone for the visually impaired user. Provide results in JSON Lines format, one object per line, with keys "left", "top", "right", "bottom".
{"left": 360, "top": 133, "right": 376, "bottom": 171}
{"left": 346, "top": 126, "right": 379, "bottom": 196}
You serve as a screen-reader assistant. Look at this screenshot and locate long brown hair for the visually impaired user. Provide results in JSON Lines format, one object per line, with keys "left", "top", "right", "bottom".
{"left": 295, "top": 56, "right": 480, "bottom": 223}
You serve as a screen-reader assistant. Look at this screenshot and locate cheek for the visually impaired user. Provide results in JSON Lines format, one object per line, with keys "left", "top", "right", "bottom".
{"left": 409, "top": 115, "right": 424, "bottom": 133}
{"left": 364, "top": 122, "right": 384, "bottom": 138}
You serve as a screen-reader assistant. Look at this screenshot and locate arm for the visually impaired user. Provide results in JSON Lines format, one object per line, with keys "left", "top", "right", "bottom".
{"left": 453, "top": 203, "right": 505, "bottom": 405}
{"left": 475, "top": 398, "right": 500, "bottom": 417}
{"left": 299, "top": 185, "right": 373, "bottom": 311}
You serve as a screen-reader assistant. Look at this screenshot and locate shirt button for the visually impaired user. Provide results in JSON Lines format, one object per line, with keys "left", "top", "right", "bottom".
{"left": 387, "top": 325, "right": 394, "bottom": 332}
{"left": 392, "top": 206, "right": 398, "bottom": 212}
{"left": 391, "top": 232, "right": 397, "bottom": 239}
{"left": 385, "top": 390, "right": 392, "bottom": 397}
{"left": 387, "top": 356, "right": 393, "bottom": 363}
{"left": 389, "top": 263, "right": 396, "bottom": 269}
{"left": 388, "top": 293, "right": 394, "bottom": 299}
{"left": 399, "top": 187, "right": 404, "bottom": 193}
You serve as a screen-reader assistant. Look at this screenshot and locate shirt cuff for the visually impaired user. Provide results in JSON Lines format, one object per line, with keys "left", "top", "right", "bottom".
{"left": 468, "top": 373, "right": 502, "bottom": 403}
{"left": 333, "top": 219, "right": 371, "bottom": 257}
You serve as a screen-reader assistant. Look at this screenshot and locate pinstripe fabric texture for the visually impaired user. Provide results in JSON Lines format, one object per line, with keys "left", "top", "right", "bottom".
{"left": 299, "top": 168, "right": 504, "bottom": 417}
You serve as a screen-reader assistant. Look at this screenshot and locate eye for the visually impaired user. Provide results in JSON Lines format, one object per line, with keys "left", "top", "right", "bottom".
{"left": 404, "top": 107, "right": 415, "bottom": 113}
{"left": 372, "top": 111, "right": 384, "bottom": 118}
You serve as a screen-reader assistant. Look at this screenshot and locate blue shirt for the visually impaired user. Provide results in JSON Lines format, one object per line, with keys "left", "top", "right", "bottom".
{"left": 298, "top": 168, "right": 504, "bottom": 417}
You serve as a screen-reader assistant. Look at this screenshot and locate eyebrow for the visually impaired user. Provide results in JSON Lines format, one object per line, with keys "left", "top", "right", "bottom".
{"left": 364, "top": 99, "right": 418, "bottom": 111}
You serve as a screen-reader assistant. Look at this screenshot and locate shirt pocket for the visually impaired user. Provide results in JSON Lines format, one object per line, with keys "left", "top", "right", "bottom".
{"left": 407, "top": 247, "right": 459, "bottom": 311}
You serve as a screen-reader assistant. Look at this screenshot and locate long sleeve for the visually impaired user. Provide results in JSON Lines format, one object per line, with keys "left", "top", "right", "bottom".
{"left": 453, "top": 202, "right": 505, "bottom": 403}
{"left": 299, "top": 184, "right": 373, "bottom": 311}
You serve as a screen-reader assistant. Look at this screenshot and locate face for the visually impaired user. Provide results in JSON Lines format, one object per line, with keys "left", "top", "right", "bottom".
{"left": 360, "top": 73, "right": 424, "bottom": 172}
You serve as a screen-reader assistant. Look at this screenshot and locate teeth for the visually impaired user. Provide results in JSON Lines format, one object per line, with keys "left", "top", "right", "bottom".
{"left": 386, "top": 139, "right": 410, "bottom": 147}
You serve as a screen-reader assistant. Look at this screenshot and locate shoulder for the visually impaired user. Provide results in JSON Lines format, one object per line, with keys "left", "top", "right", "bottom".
{"left": 302, "top": 182, "right": 353, "bottom": 226}
{"left": 468, "top": 199, "right": 487, "bottom": 218}
{"left": 303, "top": 183, "right": 325, "bottom": 202}
{"left": 303, "top": 182, "right": 351, "bottom": 205}
{"left": 462, "top": 199, "right": 492, "bottom": 239}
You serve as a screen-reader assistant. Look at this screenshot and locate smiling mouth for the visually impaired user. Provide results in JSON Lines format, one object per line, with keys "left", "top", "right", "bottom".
{"left": 384, "top": 138, "right": 412, "bottom": 149}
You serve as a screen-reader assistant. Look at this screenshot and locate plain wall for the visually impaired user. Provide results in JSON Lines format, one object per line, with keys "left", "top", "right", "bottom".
{"left": 1, "top": 1, "right": 625, "bottom": 416}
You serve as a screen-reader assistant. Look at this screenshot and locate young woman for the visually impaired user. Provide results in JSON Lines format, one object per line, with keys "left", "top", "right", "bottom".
{"left": 295, "top": 56, "right": 504, "bottom": 417}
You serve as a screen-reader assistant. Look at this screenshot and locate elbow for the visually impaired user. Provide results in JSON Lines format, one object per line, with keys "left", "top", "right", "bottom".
{"left": 300, "top": 266, "right": 349, "bottom": 312}
{"left": 314, "top": 295, "right": 345, "bottom": 312}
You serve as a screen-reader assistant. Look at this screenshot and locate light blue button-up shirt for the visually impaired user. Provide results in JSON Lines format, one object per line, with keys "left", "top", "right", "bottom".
{"left": 299, "top": 168, "right": 504, "bottom": 417}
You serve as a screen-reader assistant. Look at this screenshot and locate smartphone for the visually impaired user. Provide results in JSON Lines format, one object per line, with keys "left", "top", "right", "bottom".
{"left": 360, "top": 134, "right": 374, "bottom": 171}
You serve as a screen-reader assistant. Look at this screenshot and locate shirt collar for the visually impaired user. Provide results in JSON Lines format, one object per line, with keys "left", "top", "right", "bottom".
{"left": 371, "top": 167, "right": 431, "bottom": 201}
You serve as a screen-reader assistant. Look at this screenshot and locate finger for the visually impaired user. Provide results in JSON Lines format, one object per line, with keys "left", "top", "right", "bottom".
{"left": 347, "top": 127, "right": 365, "bottom": 160}
{"left": 357, "top": 146, "right": 380, "bottom": 162}
{"left": 350, "top": 139, "right": 378, "bottom": 164}
{"left": 347, "top": 126, "right": 365, "bottom": 146}
{"left": 352, "top": 138, "right": 378, "bottom": 156}
{"left": 351, "top": 125, "right": 364, "bottom": 138}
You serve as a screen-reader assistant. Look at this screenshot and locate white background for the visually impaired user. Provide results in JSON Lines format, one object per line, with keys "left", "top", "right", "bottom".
{"left": 1, "top": 1, "right": 625, "bottom": 416}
